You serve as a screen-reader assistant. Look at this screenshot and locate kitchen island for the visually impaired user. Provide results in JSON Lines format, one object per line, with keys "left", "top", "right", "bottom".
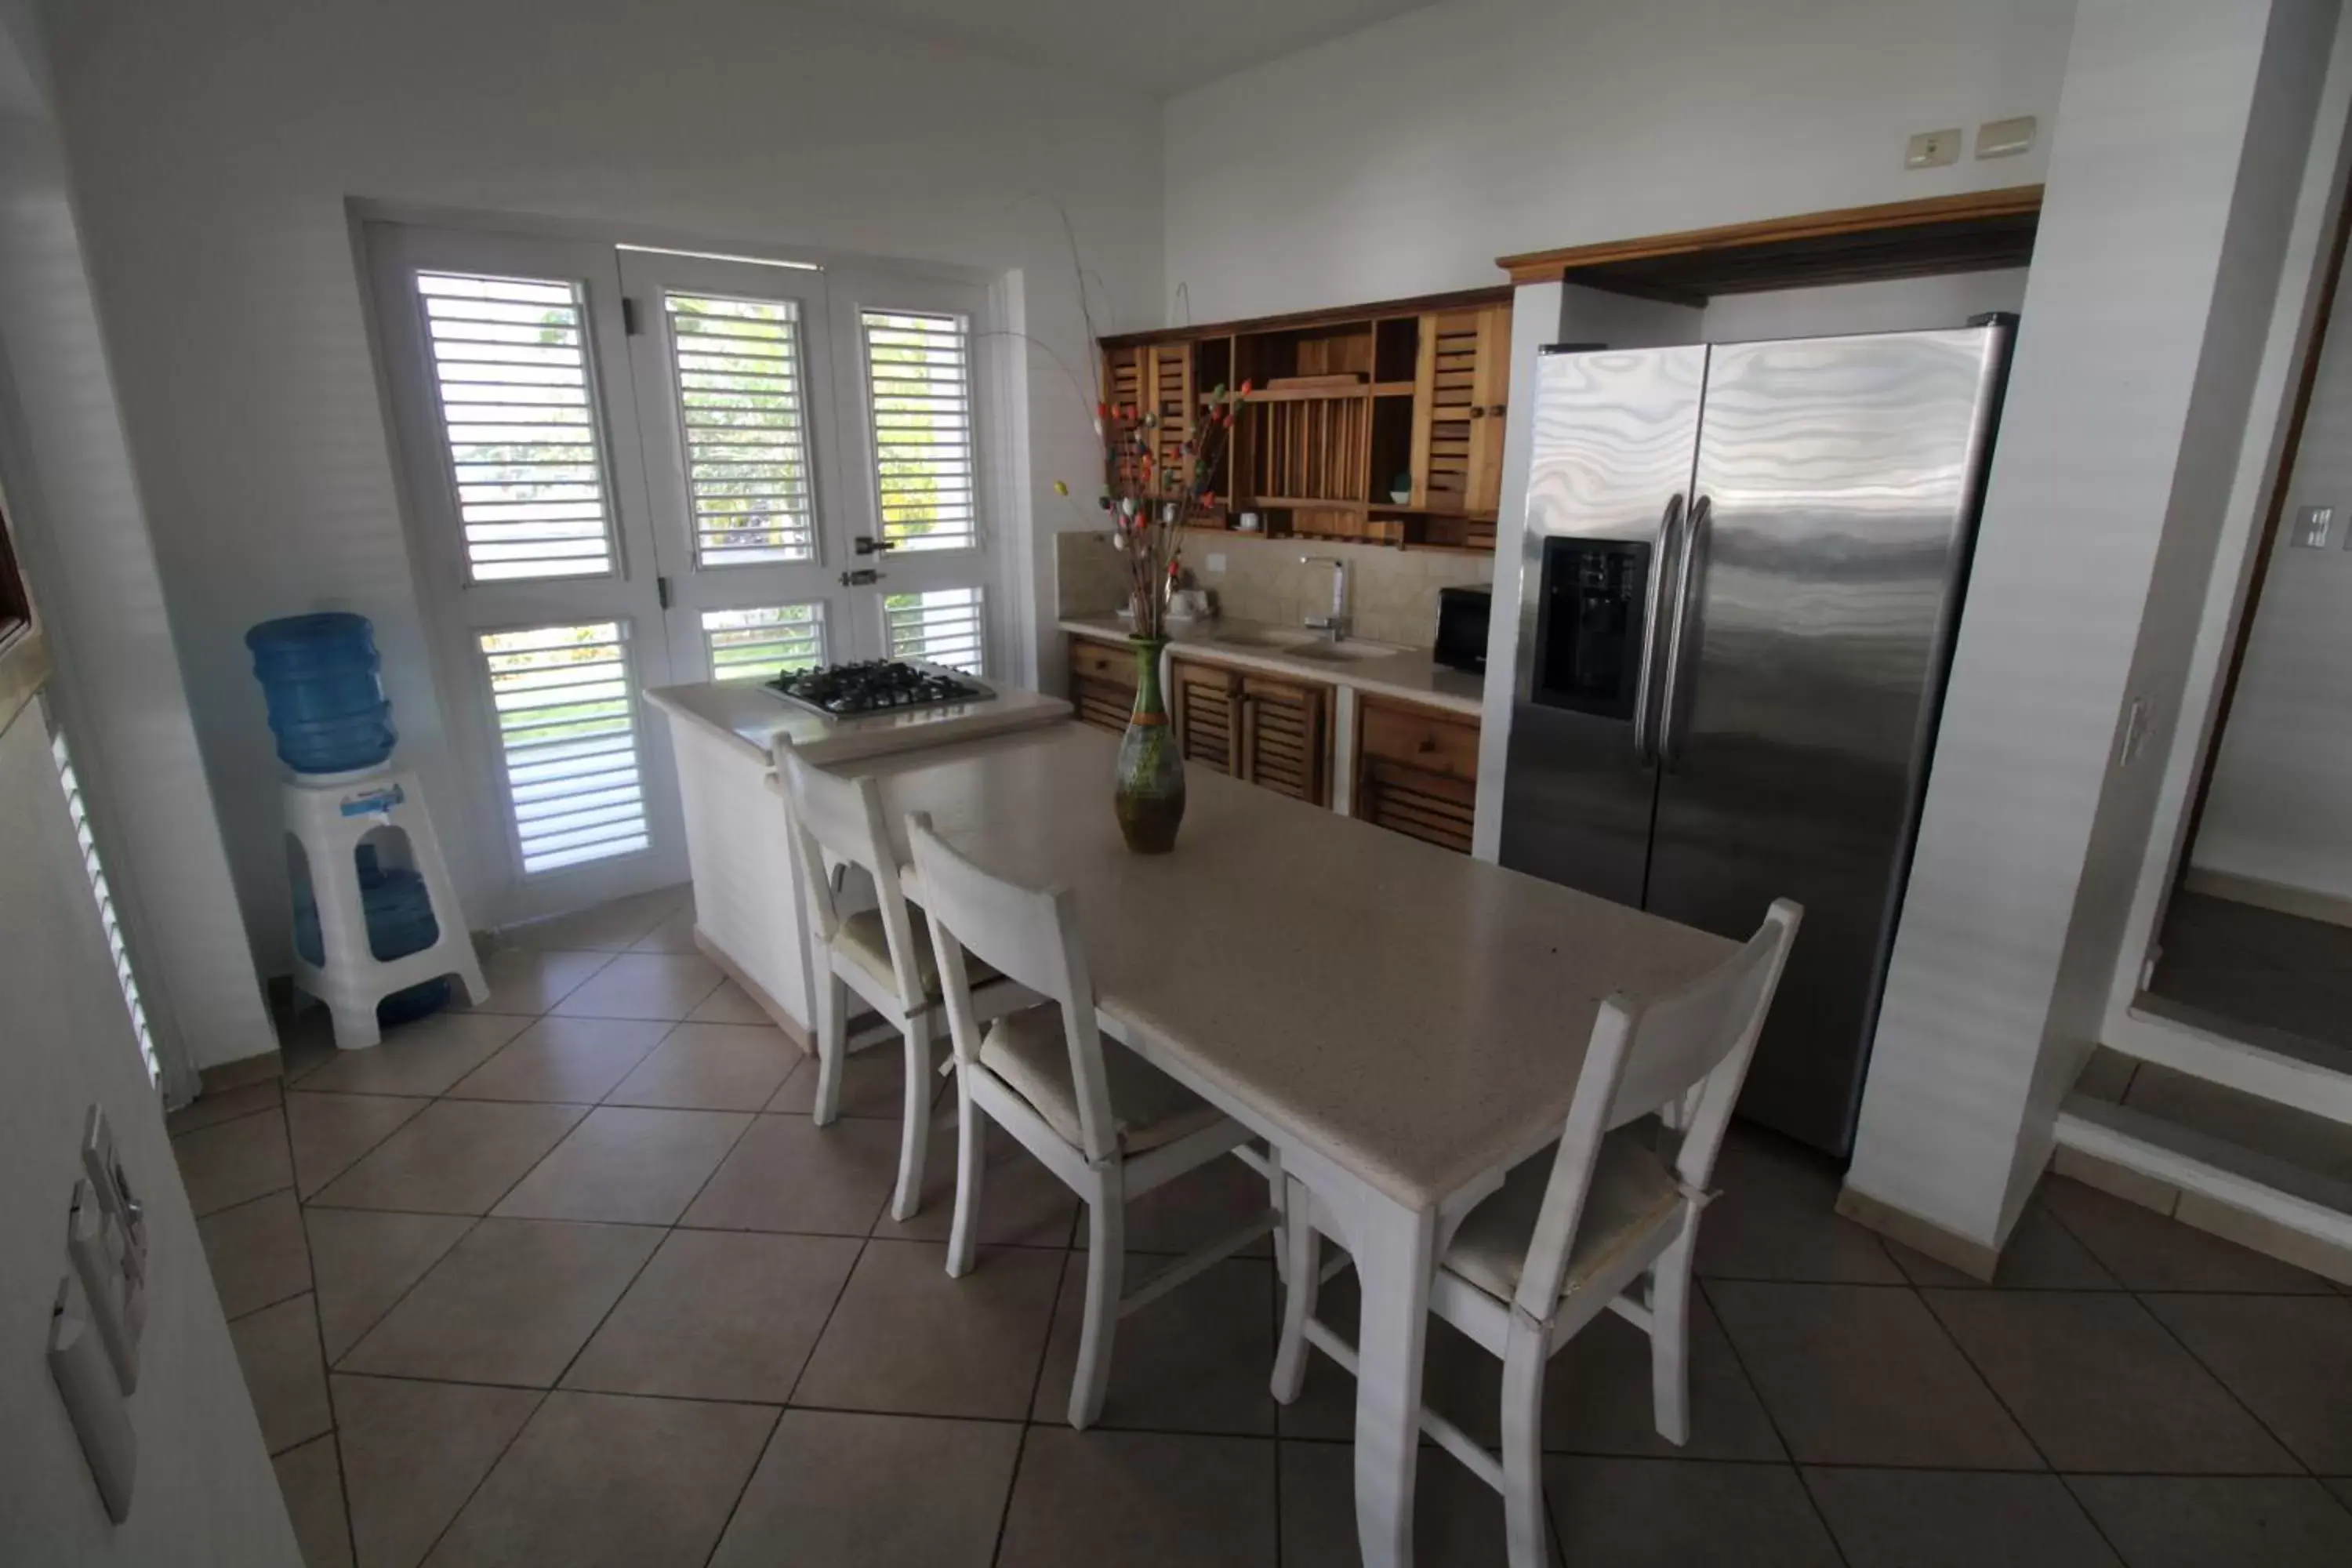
{"left": 640, "top": 674, "right": 1069, "bottom": 1041}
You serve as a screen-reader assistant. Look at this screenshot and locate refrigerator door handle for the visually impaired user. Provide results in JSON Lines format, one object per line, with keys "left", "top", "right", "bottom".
{"left": 1658, "top": 492, "right": 1710, "bottom": 768}
{"left": 1632, "top": 492, "right": 1683, "bottom": 765}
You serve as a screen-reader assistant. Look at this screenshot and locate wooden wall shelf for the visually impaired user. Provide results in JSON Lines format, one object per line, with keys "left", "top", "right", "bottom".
{"left": 1495, "top": 185, "right": 2043, "bottom": 303}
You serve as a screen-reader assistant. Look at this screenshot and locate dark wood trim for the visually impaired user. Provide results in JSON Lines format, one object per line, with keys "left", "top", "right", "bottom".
{"left": 1099, "top": 285, "right": 1514, "bottom": 349}
{"left": 1495, "top": 185, "right": 2045, "bottom": 286}
{"left": 2175, "top": 158, "right": 2352, "bottom": 875}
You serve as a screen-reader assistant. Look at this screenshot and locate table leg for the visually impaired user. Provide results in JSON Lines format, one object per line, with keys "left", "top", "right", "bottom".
{"left": 1350, "top": 1197, "right": 1436, "bottom": 1568}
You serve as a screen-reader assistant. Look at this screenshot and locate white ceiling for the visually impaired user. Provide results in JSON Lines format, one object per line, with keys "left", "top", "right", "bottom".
{"left": 794, "top": 0, "right": 1435, "bottom": 94}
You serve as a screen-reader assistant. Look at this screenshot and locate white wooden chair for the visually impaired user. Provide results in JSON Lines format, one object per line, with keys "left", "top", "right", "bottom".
{"left": 1270, "top": 899, "right": 1802, "bottom": 1568}
{"left": 778, "top": 748, "right": 1030, "bottom": 1221}
{"left": 906, "top": 811, "right": 1282, "bottom": 1430}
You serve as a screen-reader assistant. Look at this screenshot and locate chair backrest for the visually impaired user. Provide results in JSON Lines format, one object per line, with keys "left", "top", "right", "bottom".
{"left": 906, "top": 811, "right": 1121, "bottom": 1166}
{"left": 777, "top": 746, "right": 929, "bottom": 1010}
{"left": 1509, "top": 898, "right": 1802, "bottom": 1320}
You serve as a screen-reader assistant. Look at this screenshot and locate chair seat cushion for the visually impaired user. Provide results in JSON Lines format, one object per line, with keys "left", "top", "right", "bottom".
{"left": 1442, "top": 1131, "right": 1682, "bottom": 1308}
{"left": 836, "top": 907, "right": 997, "bottom": 1000}
{"left": 979, "top": 1005, "right": 1226, "bottom": 1156}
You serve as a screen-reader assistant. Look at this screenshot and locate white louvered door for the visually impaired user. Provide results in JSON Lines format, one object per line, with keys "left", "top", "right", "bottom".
{"left": 368, "top": 224, "right": 687, "bottom": 924}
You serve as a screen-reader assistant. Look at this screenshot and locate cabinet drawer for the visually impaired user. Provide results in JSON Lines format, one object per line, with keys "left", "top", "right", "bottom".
{"left": 1358, "top": 699, "right": 1479, "bottom": 783}
{"left": 1069, "top": 636, "right": 1138, "bottom": 689}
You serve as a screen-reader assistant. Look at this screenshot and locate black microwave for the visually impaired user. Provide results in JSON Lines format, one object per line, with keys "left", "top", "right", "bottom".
{"left": 1434, "top": 586, "right": 1491, "bottom": 672}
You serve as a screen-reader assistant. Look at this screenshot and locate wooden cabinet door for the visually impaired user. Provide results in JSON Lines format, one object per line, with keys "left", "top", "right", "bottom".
{"left": 1145, "top": 341, "right": 1194, "bottom": 480}
{"left": 1069, "top": 636, "right": 1138, "bottom": 734}
{"left": 1410, "top": 303, "right": 1510, "bottom": 515}
{"left": 1354, "top": 697, "right": 1479, "bottom": 853}
{"left": 1171, "top": 655, "right": 1240, "bottom": 773}
{"left": 1463, "top": 306, "right": 1512, "bottom": 514}
{"left": 1237, "top": 672, "right": 1331, "bottom": 805}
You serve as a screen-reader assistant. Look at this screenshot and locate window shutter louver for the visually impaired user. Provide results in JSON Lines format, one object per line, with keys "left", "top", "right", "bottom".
{"left": 418, "top": 270, "right": 616, "bottom": 582}
{"left": 860, "top": 308, "right": 978, "bottom": 552}
{"left": 665, "top": 292, "right": 818, "bottom": 564}
{"left": 884, "top": 586, "right": 985, "bottom": 676}
{"left": 701, "top": 604, "right": 826, "bottom": 682}
{"left": 50, "top": 725, "right": 160, "bottom": 1085}
{"left": 477, "top": 622, "right": 651, "bottom": 872}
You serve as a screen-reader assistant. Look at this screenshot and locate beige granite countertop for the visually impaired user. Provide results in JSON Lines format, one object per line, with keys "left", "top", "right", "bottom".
{"left": 852, "top": 721, "right": 1735, "bottom": 1210}
{"left": 643, "top": 678, "right": 1070, "bottom": 767}
{"left": 1059, "top": 615, "right": 1484, "bottom": 718}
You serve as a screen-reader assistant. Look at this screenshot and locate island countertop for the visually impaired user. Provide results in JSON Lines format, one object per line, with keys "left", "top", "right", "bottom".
{"left": 643, "top": 677, "right": 1070, "bottom": 767}
{"left": 1059, "top": 615, "right": 1484, "bottom": 717}
{"left": 851, "top": 720, "right": 1734, "bottom": 1211}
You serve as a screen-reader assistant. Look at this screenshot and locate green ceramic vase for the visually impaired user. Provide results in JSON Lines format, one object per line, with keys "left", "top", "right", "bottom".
{"left": 1113, "top": 637, "right": 1185, "bottom": 853}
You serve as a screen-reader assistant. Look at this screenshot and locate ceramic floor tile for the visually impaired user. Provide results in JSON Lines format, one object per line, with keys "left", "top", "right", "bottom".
{"left": 332, "top": 1374, "right": 542, "bottom": 1568}
{"left": 458, "top": 946, "right": 616, "bottom": 1016}
{"left": 1697, "top": 1126, "right": 1904, "bottom": 1283}
{"left": 273, "top": 1432, "right": 354, "bottom": 1568}
{"left": 2140, "top": 1293, "right": 2352, "bottom": 1472}
{"left": 602, "top": 1022, "right": 797, "bottom": 1111}
{"left": 1541, "top": 1290, "right": 1787, "bottom": 1461}
{"left": 1281, "top": 1440, "right": 1537, "bottom": 1568}
{"left": 1031, "top": 1254, "right": 1275, "bottom": 1433}
{"left": 996, "top": 1427, "right": 1276, "bottom": 1568}
{"left": 687, "top": 978, "right": 775, "bottom": 1025}
{"left": 1707, "top": 1281, "right": 2039, "bottom": 1468}
{"left": 230, "top": 1292, "right": 333, "bottom": 1454}
{"left": 443, "top": 1014, "right": 670, "bottom": 1104}
{"left": 628, "top": 907, "right": 700, "bottom": 953}
{"left": 564, "top": 1229, "right": 861, "bottom": 1403}
{"left": 175, "top": 1107, "right": 295, "bottom": 1217}
{"left": 550, "top": 953, "right": 724, "bottom": 1022}
{"left": 1923, "top": 1288, "right": 2294, "bottom": 1473}
{"left": 767, "top": 1044, "right": 921, "bottom": 1119}
{"left": 286, "top": 1091, "right": 431, "bottom": 1200}
{"left": 1802, "top": 1468, "right": 2121, "bottom": 1568}
{"left": 793, "top": 1239, "right": 1062, "bottom": 1419}
{"left": 306, "top": 1207, "right": 477, "bottom": 1363}
{"left": 1544, "top": 1456, "right": 1840, "bottom": 1567}
{"left": 423, "top": 1390, "right": 772, "bottom": 1568}
{"left": 1887, "top": 1196, "right": 2120, "bottom": 1290}
{"left": 2067, "top": 1476, "right": 2352, "bottom": 1568}
{"left": 168, "top": 1079, "right": 282, "bottom": 1135}
{"left": 311, "top": 1100, "right": 586, "bottom": 1215}
{"left": 710, "top": 1409, "right": 1020, "bottom": 1568}
{"left": 1079, "top": 1150, "right": 1276, "bottom": 1259}
{"left": 296, "top": 1013, "right": 534, "bottom": 1098}
{"left": 499, "top": 886, "right": 689, "bottom": 953}
{"left": 681, "top": 1113, "right": 898, "bottom": 1236}
{"left": 200, "top": 1189, "right": 314, "bottom": 1319}
{"left": 339, "top": 1217, "right": 661, "bottom": 1387}
{"left": 2042, "top": 1174, "right": 2338, "bottom": 1293}
{"left": 492, "top": 1105, "right": 750, "bottom": 1225}
{"left": 874, "top": 1116, "right": 1080, "bottom": 1249}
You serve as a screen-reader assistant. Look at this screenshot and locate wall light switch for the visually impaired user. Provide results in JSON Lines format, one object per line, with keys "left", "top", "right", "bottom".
{"left": 1905, "top": 129, "right": 1962, "bottom": 169}
{"left": 1976, "top": 116, "right": 2038, "bottom": 159}
{"left": 2292, "top": 505, "right": 2333, "bottom": 547}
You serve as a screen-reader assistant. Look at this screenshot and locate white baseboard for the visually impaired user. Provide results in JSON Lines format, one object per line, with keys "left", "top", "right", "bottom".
{"left": 2180, "top": 866, "right": 2352, "bottom": 930}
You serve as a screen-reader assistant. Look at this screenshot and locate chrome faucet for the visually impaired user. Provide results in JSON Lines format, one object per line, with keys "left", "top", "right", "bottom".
{"left": 1301, "top": 555, "right": 1350, "bottom": 641}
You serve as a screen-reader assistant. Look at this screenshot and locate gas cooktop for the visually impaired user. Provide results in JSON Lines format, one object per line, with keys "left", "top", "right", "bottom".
{"left": 764, "top": 659, "right": 990, "bottom": 718}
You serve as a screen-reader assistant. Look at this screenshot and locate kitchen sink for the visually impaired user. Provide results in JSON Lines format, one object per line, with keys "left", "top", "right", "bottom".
{"left": 1282, "top": 639, "right": 1406, "bottom": 662}
{"left": 1206, "top": 627, "right": 1319, "bottom": 650}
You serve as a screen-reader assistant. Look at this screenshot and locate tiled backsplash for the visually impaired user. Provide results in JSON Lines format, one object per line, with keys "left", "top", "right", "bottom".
{"left": 1054, "top": 529, "right": 1494, "bottom": 651}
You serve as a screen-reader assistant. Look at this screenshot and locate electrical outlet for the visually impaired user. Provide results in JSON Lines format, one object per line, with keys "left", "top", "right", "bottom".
{"left": 1976, "top": 116, "right": 2037, "bottom": 159}
{"left": 1204, "top": 553, "right": 1227, "bottom": 575}
{"left": 2292, "top": 505, "right": 2333, "bottom": 548}
{"left": 1905, "top": 129, "right": 1962, "bottom": 170}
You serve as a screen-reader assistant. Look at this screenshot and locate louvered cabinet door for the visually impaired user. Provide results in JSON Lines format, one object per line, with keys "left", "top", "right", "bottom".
{"left": 1146, "top": 342, "right": 1193, "bottom": 480}
{"left": 1463, "top": 306, "right": 1512, "bottom": 515}
{"left": 1411, "top": 303, "right": 1512, "bottom": 517}
{"left": 1069, "top": 636, "right": 1138, "bottom": 734}
{"left": 1354, "top": 696, "right": 1480, "bottom": 853}
{"left": 1236, "top": 673, "right": 1331, "bottom": 806}
{"left": 1171, "top": 656, "right": 1240, "bottom": 774}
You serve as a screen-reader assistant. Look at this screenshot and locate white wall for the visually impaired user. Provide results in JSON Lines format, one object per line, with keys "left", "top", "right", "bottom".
{"left": 0, "top": 708, "right": 296, "bottom": 1562}
{"left": 43, "top": 0, "right": 1163, "bottom": 967}
{"left": 2193, "top": 234, "right": 2352, "bottom": 909}
{"left": 1163, "top": 0, "right": 2072, "bottom": 322}
{"left": 1850, "top": 0, "right": 2339, "bottom": 1249}
{"left": 0, "top": 5, "right": 269, "bottom": 1080}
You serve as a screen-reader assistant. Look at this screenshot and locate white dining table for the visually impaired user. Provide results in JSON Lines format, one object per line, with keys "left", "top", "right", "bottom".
{"left": 842, "top": 720, "right": 1732, "bottom": 1568}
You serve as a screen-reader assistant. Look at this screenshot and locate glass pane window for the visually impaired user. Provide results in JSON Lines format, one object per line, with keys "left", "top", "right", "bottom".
{"left": 666, "top": 292, "right": 817, "bottom": 564}
{"left": 701, "top": 603, "right": 825, "bottom": 682}
{"left": 860, "top": 308, "right": 976, "bottom": 552}
{"left": 884, "top": 586, "right": 984, "bottom": 676}
{"left": 477, "top": 622, "right": 650, "bottom": 873}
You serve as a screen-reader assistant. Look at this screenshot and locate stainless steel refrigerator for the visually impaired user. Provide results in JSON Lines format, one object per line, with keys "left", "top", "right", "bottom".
{"left": 1499, "top": 320, "right": 2012, "bottom": 1155}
